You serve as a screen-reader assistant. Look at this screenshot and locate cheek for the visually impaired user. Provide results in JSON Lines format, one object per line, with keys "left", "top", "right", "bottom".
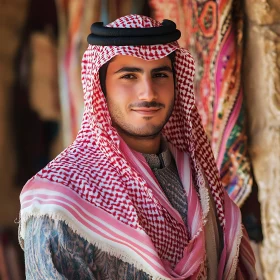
{"left": 106, "top": 96, "right": 119, "bottom": 112}
{"left": 112, "top": 84, "right": 138, "bottom": 106}
{"left": 109, "top": 81, "right": 133, "bottom": 97}
{"left": 158, "top": 84, "right": 175, "bottom": 102}
{"left": 106, "top": 89, "right": 129, "bottom": 114}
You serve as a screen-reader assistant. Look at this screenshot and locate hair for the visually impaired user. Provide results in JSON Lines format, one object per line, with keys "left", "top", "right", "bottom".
{"left": 99, "top": 51, "right": 176, "bottom": 96}
{"left": 99, "top": 59, "right": 110, "bottom": 96}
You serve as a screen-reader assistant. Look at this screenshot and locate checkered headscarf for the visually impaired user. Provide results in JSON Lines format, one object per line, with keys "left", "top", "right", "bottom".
{"left": 20, "top": 15, "right": 256, "bottom": 279}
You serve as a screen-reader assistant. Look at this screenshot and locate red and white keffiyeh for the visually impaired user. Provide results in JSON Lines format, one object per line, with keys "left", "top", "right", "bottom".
{"left": 19, "top": 15, "right": 256, "bottom": 279}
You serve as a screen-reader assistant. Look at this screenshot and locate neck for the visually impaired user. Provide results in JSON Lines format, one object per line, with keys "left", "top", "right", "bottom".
{"left": 117, "top": 130, "right": 161, "bottom": 154}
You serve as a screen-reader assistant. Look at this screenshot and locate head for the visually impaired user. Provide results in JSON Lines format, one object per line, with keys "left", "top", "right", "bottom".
{"left": 99, "top": 52, "right": 176, "bottom": 140}
{"left": 82, "top": 15, "right": 195, "bottom": 152}
{"left": 81, "top": 14, "right": 226, "bottom": 225}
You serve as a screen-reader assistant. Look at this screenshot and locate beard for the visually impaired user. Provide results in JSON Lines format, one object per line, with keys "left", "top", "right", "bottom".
{"left": 108, "top": 99, "right": 175, "bottom": 140}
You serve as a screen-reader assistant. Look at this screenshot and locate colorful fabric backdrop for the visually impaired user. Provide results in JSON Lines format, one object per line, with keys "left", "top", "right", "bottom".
{"left": 150, "top": 0, "right": 252, "bottom": 206}
{"left": 56, "top": 0, "right": 147, "bottom": 147}
{"left": 56, "top": 0, "right": 102, "bottom": 146}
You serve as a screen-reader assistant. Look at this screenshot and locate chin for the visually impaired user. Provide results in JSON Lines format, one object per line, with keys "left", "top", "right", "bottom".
{"left": 114, "top": 119, "right": 165, "bottom": 138}
{"left": 133, "top": 126, "right": 163, "bottom": 137}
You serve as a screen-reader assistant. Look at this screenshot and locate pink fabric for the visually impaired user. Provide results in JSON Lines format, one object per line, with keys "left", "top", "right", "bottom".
{"left": 19, "top": 15, "right": 256, "bottom": 279}
{"left": 20, "top": 178, "right": 170, "bottom": 278}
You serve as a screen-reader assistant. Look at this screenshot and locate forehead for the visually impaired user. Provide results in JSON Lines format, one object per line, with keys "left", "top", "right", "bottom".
{"left": 108, "top": 55, "right": 172, "bottom": 70}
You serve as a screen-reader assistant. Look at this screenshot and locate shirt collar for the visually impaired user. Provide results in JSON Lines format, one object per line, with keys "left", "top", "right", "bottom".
{"left": 142, "top": 139, "right": 172, "bottom": 170}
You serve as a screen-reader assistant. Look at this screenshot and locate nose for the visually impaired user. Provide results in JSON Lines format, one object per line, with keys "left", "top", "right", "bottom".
{"left": 138, "top": 77, "right": 157, "bottom": 101}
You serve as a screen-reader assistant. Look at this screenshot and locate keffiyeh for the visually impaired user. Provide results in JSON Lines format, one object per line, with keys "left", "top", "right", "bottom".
{"left": 19, "top": 15, "right": 256, "bottom": 279}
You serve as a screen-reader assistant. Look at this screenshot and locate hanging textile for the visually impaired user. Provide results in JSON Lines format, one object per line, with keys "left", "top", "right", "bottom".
{"left": 12, "top": 0, "right": 60, "bottom": 186}
{"left": 30, "top": 32, "right": 60, "bottom": 121}
{"left": 56, "top": 0, "right": 102, "bottom": 146}
{"left": 106, "top": 0, "right": 133, "bottom": 22}
{"left": 149, "top": 0, "right": 252, "bottom": 206}
{"left": 105, "top": 0, "right": 147, "bottom": 23}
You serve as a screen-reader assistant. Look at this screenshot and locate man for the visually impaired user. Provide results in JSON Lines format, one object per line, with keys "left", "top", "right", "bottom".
{"left": 19, "top": 15, "right": 256, "bottom": 279}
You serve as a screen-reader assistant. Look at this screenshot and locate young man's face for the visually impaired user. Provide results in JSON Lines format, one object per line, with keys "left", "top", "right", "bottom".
{"left": 105, "top": 55, "right": 175, "bottom": 139}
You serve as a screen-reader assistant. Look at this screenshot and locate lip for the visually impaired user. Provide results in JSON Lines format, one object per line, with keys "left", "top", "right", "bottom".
{"left": 131, "top": 108, "right": 161, "bottom": 115}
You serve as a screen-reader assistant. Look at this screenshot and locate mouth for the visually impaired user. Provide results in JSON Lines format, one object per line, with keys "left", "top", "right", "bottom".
{"left": 131, "top": 107, "right": 161, "bottom": 116}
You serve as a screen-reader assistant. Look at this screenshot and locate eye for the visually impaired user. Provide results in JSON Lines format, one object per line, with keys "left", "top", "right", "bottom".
{"left": 120, "top": 73, "right": 136, "bottom": 79}
{"left": 153, "top": 72, "right": 169, "bottom": 78}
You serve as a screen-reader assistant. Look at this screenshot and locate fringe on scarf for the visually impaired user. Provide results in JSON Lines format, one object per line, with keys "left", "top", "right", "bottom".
{"left": 19, "top": 210, "right": 171, "bottom": 280}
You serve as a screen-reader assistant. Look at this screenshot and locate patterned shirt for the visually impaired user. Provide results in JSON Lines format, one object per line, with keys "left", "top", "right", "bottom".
{"left": 24, "top": 147, "right": 189, "bottom": 279}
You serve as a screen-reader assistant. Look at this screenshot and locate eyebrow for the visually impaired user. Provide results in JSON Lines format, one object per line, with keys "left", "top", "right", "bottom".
{"left": 152, "top": 66, "right": 173, "bottom": 74}
{"left": 114, "top": 65, "right": 173, "bottom": 74}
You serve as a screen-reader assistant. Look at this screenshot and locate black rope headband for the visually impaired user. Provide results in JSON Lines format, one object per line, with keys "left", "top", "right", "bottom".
{"left": 87, "top": 19, "right": 181, "bottom": 46}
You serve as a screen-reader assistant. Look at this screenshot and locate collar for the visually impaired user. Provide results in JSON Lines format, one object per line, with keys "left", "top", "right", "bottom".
{"left": 142, "top": 140, "right": 172, "bottom": 170}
